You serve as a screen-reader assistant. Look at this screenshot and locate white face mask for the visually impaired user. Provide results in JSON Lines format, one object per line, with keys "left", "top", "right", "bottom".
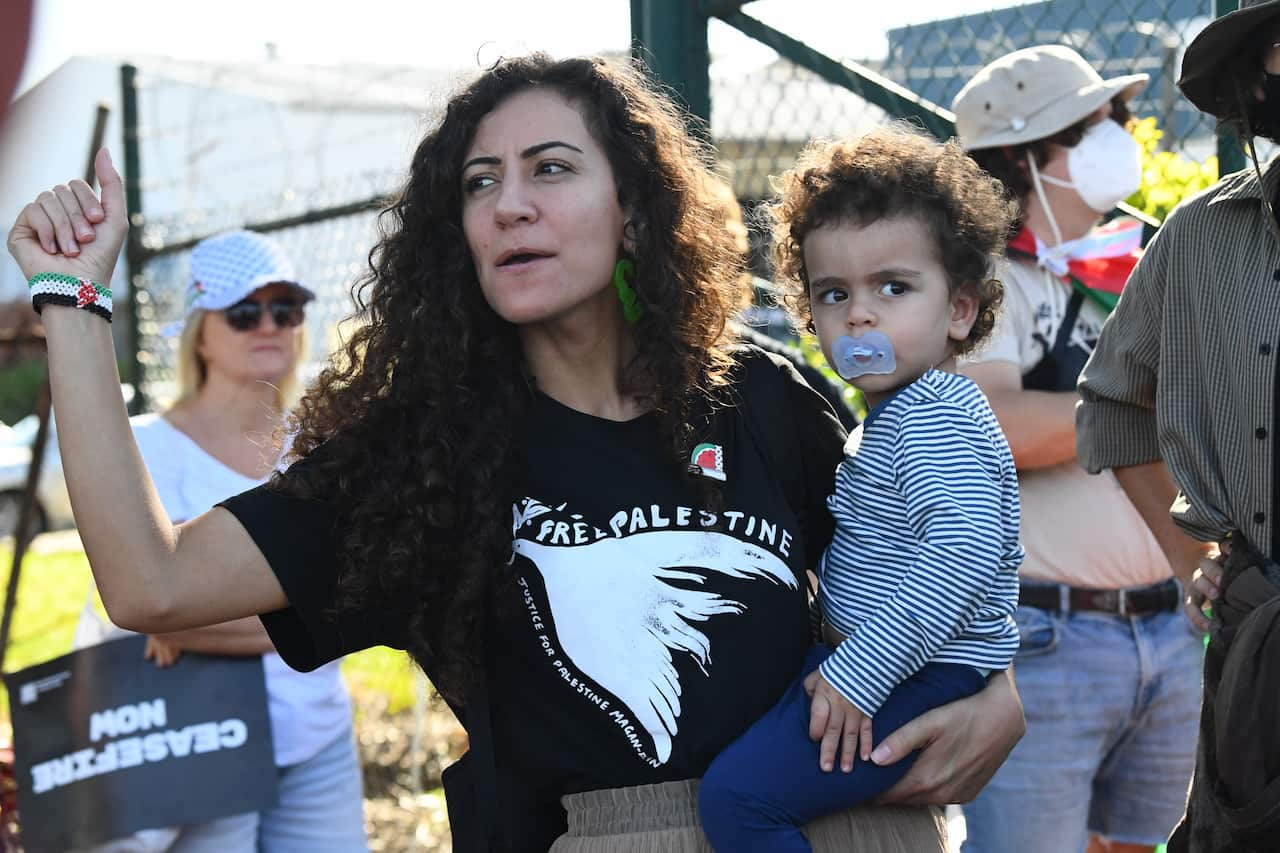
{"left": 1039, "top": 119, "right": 1142, "bottom": 214}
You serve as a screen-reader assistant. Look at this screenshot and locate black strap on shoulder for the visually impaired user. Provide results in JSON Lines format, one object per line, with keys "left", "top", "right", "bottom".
{"left": 1051, "top": 287, "right": 1086, "bottom": 356}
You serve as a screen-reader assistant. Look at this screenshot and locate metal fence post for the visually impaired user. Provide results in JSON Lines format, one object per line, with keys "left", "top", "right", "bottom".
{"left": 630, "top": 0, "right": 713, "bottom": 132}
{"left": 713, "top": 7, "right": 957, "bottom": 141}
{"left": 120, "top": 63, "right": 146, "bottom": 414}
{"left": 1215, "top": 0, "right": 1247, "bottom": 176}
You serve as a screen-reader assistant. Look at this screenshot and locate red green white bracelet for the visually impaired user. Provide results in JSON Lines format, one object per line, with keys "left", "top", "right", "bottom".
{"left": 28, "top": 273, "right": 113, "bottom": 322}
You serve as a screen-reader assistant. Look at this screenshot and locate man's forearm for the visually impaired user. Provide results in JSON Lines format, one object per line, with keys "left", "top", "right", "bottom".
{"left": 986, "top": 389, "right": 1079, "bottom": 470}
{"left": 1113, "top": 461, "right": 1214, "bottom": 583}
{"left": 154, "top": 616, "right": 275, "bottom": 657}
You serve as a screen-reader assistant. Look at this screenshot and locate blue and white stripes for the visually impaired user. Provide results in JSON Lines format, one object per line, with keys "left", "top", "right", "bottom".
{"left": 818, "top": 370, "right": 1022, "bottom": 717}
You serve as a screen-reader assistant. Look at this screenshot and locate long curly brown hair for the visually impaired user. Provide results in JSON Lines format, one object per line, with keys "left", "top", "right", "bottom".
{"left": 278, "top": 54, "right": 748, "bottom": 703}
{"left": 767, "top": 125, "right": 1015, "bottom": 356}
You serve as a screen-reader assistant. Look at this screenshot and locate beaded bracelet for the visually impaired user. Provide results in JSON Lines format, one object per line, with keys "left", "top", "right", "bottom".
{"left": 28, "top": 273, "right": 113, "bottom": 322}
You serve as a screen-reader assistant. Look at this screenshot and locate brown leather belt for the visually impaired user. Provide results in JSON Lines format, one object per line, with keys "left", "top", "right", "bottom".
{"left": 1019, "top": 580, "right": 1181, "bottom": 616}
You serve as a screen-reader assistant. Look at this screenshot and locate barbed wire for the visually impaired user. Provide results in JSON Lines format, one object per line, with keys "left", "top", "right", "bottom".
{"left": 129, "top": 1, "right": 1245, "bottom": 406}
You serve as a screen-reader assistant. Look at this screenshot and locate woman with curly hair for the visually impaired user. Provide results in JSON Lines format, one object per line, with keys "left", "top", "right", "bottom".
{"left": 8, "top": 55, "right": 1023, "bottom": 852}
{"left": 699, "top": 125, "right": 1022, "bottom": 851}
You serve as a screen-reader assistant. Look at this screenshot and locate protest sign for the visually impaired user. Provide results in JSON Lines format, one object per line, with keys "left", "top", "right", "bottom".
{"left": 6, "top": 634, "right": 276, "bottom": 852}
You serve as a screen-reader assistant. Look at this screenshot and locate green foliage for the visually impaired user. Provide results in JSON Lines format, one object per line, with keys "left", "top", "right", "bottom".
{"left": 0, "top": 358, "right": 135, "bottom": 426}
{"left": 1125, "top": 117, "right": 1218, "bottom": 223}
{"left": 0, "top": 362, "right": 45, "bottom": 427}
{"left": 341, "top": 646, "right": 419, "bottom": 715}
{"left": 0, "top": 545, "right": 97, "bottom": 721}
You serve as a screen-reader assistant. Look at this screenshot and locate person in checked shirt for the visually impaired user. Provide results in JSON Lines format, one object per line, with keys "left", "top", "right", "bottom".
{"left": 1079, "top": 2, "right": 1280, "bottom": 848}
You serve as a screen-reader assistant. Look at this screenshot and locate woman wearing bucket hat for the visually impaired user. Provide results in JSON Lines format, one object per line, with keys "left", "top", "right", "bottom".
{"left": 1077, "top": 2, "right": 1280, "bottom": 849}
{"left": 5, "top": 56, "right": 1027, "bottom": 852}
{"left": 72, "top": 230, "right": 368, "bottom": 853}
{"left": 952, "top": 45, "right": 1207, "bottom": 853}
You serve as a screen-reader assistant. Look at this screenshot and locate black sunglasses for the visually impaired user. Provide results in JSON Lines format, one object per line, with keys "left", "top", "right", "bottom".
{"left": 222, "top": 298, "right": 306, "bottom": 332}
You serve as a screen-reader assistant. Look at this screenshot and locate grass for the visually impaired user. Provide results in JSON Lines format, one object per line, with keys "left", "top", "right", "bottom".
{"left": 0, "top": 546, "right": 95, "bottom": 682}
{"left": 0, "top": 540, "right": 418, "bottom": 723}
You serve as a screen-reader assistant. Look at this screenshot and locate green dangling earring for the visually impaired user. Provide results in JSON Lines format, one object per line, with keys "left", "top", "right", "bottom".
{"left": 613, "top": 258, "right": 644, "bottom": 325}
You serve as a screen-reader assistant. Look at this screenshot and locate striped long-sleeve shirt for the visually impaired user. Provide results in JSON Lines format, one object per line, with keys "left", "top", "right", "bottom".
{"left": 818, "top": 369, "right": 1022, "bottom": 717}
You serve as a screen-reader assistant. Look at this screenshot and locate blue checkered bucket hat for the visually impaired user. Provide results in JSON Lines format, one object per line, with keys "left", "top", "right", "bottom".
{"left": 162, "top": 230, "right": 315, "bottom": 337}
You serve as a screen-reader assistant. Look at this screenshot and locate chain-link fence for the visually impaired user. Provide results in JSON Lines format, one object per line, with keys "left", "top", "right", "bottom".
{"left": 123, "top": 58, "right": 460, "bottom": 407}
{"left": 883, "top": 0, "right": 1214, "bottom": 155}
{"left": 133, "top": 208, "right": 384, "bottom": 408}
{"left": 710, "top": 0, "right": 1230, "bottom": 207}
{"left": 125, "top": 1, "right": 1249, "bottom": 403}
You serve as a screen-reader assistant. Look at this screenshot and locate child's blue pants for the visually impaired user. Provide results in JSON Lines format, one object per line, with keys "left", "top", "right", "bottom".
{"left": 698, "top": 644, "right": 985, "bottom": 852}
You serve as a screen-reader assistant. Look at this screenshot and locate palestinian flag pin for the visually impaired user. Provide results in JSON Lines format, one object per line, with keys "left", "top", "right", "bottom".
{"left": 689, "top": 442, "right": 726, "bottom": 482}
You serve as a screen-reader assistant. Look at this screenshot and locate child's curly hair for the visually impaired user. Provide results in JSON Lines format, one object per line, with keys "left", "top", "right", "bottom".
{"left": 766, "top": 124, "right": 1017, "bottom": 356}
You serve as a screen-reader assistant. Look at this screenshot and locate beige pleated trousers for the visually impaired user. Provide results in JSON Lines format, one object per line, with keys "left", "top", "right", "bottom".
{"left": 549, "top": 779, "right": 947, "bottom": 852}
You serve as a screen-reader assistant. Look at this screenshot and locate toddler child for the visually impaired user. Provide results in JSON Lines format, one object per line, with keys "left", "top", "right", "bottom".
{"left": 699, "top": 125, "right": 1024, "bottom": 852}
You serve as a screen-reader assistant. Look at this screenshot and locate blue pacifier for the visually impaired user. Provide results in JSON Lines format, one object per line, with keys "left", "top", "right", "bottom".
{"left": 832, "top": 332, "right": 897, "bottom": 380}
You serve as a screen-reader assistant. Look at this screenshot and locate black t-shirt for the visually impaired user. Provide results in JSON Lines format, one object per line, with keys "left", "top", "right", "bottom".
{"left": 220, "top": 347, "right": 847, "bottom": 848}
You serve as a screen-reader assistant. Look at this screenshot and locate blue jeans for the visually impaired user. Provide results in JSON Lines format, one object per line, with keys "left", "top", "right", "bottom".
{"left": 165, "top": 731, "right": 367, "bottom": 852}
{"left": 961, "top": 606, "right": 1202, "bottom": 852}
{"left": 699, "top": 644, "right": 986, "bottom": 852}
{"left": 258, "top": 731, "right": 368, "bottom": 852}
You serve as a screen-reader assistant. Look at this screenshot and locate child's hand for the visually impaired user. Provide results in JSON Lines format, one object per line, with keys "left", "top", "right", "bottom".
{"left": 804, "top": 669, "right": 873, "bottom": 773}
{"left": 143, "top": 635, "right": 182, "bottom": 668}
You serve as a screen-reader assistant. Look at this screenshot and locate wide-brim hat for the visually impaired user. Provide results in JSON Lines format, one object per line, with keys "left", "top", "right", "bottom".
{"left": 1179, "top": 0, "right": 1280, "bottom": 119}
{"left": 954, "top": 44, "right": 1148, "bottom": 151}
{"left": 161, "top": 229, "right": 314, "bottom": 337}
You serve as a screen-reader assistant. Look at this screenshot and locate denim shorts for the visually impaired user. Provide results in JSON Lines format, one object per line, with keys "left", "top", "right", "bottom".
{"left": 258, "top": 730, "right": 368, "bottom": 852}
{"left": 158, "top": 731, "right": 367, "bottom": 853}
{"left": 961, "top": 603, "right": 1202, "bottom": 852}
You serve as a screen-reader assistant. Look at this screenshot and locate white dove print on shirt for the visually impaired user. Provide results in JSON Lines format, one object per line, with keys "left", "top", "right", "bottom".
{"left": 512, "top": 500, "right": 796, "bottom": 764}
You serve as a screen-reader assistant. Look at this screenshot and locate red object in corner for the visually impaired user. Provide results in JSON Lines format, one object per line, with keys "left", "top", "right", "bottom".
{"left": 0, "top": 0, "right": 33, "bottom": 129}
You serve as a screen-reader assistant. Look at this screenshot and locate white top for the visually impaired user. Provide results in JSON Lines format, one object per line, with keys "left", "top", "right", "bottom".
{"left": 128, "top": 413, "right": 352, "bottom": 767}
{"left": 966, "top": 257, "right": 1172, "bottom": 589}
{"left": 818, "top": 370, "right": 1021, "bottom": 717}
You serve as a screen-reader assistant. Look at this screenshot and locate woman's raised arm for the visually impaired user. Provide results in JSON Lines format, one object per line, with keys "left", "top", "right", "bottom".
{"left": 6, "top": 149, "right": 287, "bottom": 630}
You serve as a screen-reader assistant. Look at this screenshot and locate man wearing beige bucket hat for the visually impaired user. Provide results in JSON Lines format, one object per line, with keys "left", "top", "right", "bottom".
{"left": 1078, "top": 1, "right": 1280, "bottom": 850}
{"left": 952, "top": 45, "right": 1206, "bottom": 853}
